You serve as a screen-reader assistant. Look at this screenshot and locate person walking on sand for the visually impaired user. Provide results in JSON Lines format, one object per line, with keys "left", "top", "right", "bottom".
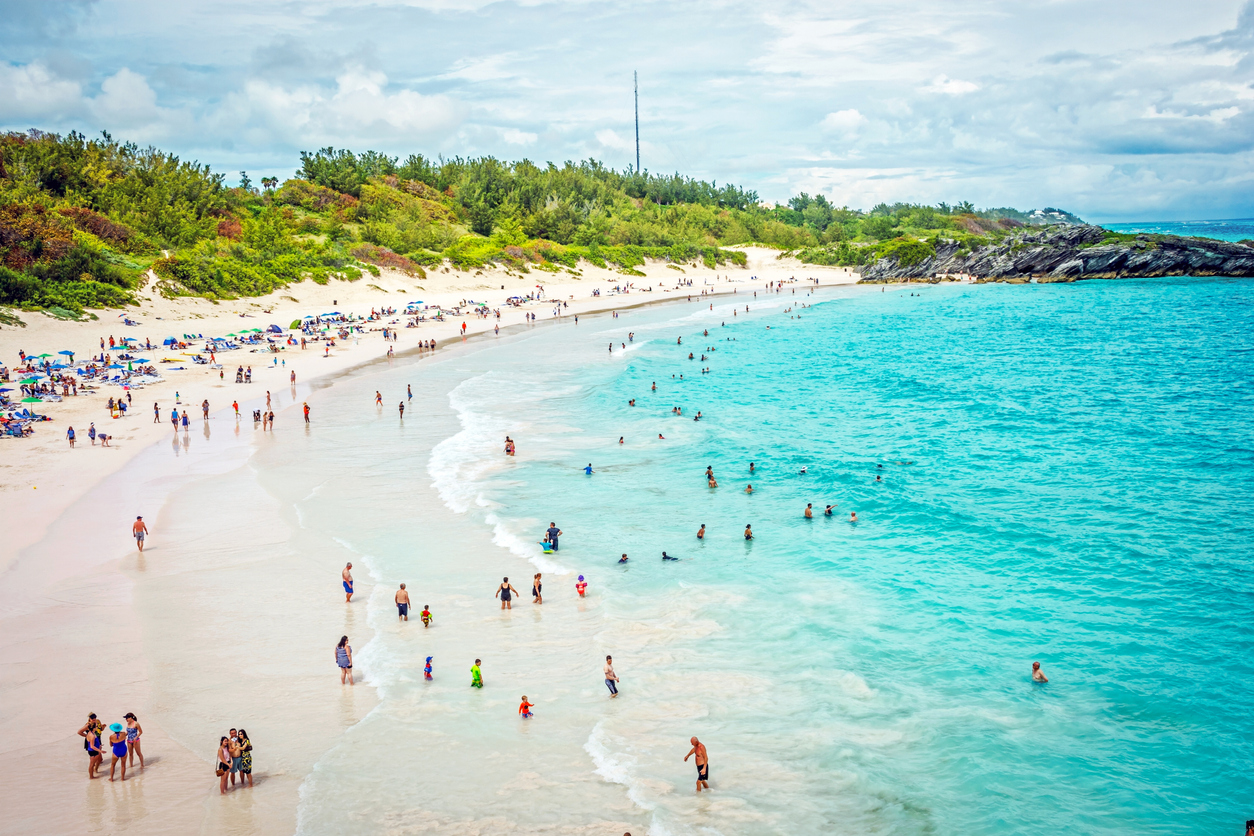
{"left": 684, "top": 737, "right": 710, "bottom": 792}
{"left": 132, "top": 516, "right": 149, "bottom": 552}
{"left": 217, "top": 736, "right": 232, "bottom": 793}
{"left": 532, "top": 573, "right": 543, "bottom": 604}
{"left": 342, "top": 563, "right": 353, "bottom": 602}
{"left": 395, "top": 583, "right": 410, "bottom": 621}
{"left": 471, "top": 658, "right": 483, "bottom": 688}
{"left": 604, "top": 655, "right": 620, "bottom": 697}
{"left": 107, "top": 723, "right": 128, "bottom": 782}
{"left": 124, "top": 713, "right": 144, "bottom": 769}
{"left": 202, "top": 399, "right": 210, "bottom": 419}
{"left": 66, "top": 425, "right": 76, "bottom": 447}
{"left": 336, "top": 636, "right": 354, "bottom": 685}
{"left": 303, "top": 402, "right": 310, "bottom": 423}
{"left": 497, "top": 577, "right": 517, "bottom": 610}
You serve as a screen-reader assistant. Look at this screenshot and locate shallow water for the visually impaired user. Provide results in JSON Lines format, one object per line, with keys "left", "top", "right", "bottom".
{"left": 192, "top": 278, "right": 1252, "bottom": 835}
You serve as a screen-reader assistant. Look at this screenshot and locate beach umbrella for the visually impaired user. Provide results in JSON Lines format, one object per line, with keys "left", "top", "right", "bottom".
{"left": 21, "top": 397, "right": 42, "bottom": 403}
{"left": 58, "top": 350, "right": 75, "bottom": 357}
{"left": 0, "top": 388, "right": 12, "bottom": 392}
{"left": 163, "top": 337, "right": 177, "bottom": 346}
{"left": 20, "top": 377, "right": 40, "bottom": 384}
{"left": 107, "top": 363, "right": 124, "bottom": 369}
{"left": 36, "top": 353, "right": 52, "bottom": 358}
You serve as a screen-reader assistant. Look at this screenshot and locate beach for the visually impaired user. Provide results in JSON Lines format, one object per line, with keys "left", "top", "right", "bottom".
{"left": 0, "top": 251, "right": 858, "bottom": 835}
{"left": 5, "top": 267, "right": 1251, "bottom": 835}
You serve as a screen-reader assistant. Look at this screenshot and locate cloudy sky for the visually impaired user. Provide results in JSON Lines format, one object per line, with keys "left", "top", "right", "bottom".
{"left": 2, "top": 0, "right": 1252, "bottom": 221}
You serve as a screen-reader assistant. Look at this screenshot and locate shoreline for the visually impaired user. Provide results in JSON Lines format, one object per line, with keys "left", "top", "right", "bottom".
{"left": 0, "top": 248, "right": 856, "bottom": 572}
{"left": 1, "top": 252, "right": 858, "bottom": 834}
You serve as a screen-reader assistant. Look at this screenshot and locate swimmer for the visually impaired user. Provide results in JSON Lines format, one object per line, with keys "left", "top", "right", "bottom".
{"left": 850, "top": 511, "right": 858, "bottom": 522}
{"left": 708, "top": 476, "right": 718, "bottom": 488}
{"left": 575, "top": 575, "right": 587, "bottom": 596}
{"left": 804, "top": 503, "right": 813, "bottom": 519}
{"left": 799, "top": 466, "right": 807, "bottom": 474}
{"left": 1032, "top": 662, "right": 1048, "bottom": 683}
{"left": 519, "top": 696, "right": 534, "bottom": 718}
{"left": 584, "top": 463, "right": 594, "bottom": 475}
{"left": 662, "top": 551, "right": 678, "bottom": 561}
{"left": 471, "top": 659, "right": 483, "bottom": 688}
{"left": 424, "top": 656, "right": 433, "bottom": 680}
{"left": 619, "top": 436, "right": 624, "bottom": 444}
{"left": 342, "top": 563, "right": 353, "bottom": 602}
{"left": 744, "top": 525, "right": 753, "bottom": 540}
{"left": 658, "top": 434, "right": 665, "bottom": 440}
{"left": 745, "top": 484, "right": 753, "bottom": 494}
{"left": 693, "top": 411, "right": 702, "bottom": 421}
{"left": 651, "top": 382, "right": 656, "bottom": 391}
{"left": 697, "top": 524, "right": 705, "bottom": 540}
{"left": 421, "top": 605, "right": 432, "bottom": 627}
{"left": 618, "top": 553, "right": 629, "bottom": 563}
{"left": 876, "top": 475, "right": 882, "bottom": 482}
{"left": 824, "top": 505, "right": 834, "bottom": 516}
{"left": 749, "top": 462, "right": 755, "bottom": 473}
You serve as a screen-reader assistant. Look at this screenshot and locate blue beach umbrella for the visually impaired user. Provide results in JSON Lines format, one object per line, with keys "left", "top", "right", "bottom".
{"left": 58, "top": 349, "right": 75, "bottom": 357}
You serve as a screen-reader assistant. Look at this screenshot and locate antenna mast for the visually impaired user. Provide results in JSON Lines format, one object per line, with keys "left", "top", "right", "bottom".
{"left": 634, "top": 71, "right": 640, "bottom": 174}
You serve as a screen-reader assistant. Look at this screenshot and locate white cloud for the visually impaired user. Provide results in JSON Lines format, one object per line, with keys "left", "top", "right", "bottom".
{"left": 0, "top": 62, "right": 83, "bottom": 121}
{"left": 821, "top": 109, "right": 866, "bottom": 134}
{"left": 501, "top": 128, "right": 536, "bottom": 145}
{"left": 923, "top": 74, "right": 979, "bottom": 95}
{"left": 595, "top": 129, "right": 633, "bottom": 151}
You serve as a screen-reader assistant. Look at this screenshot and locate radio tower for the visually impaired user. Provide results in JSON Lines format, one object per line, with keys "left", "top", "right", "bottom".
{"left": 634, "top": 71, "right": 640, "bottom": 174}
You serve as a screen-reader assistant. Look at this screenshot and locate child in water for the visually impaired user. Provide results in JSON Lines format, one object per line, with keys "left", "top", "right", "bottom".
{"left": 421, "top": 605, "right": 432, "bottom": 627}
{"left": 471, "top": 659, "right": 483, "bottom": 688}
{"left": 575, "top": 575, "right": 587, "bottom": 597}
{"left": 424, "top": 657, "right": 433, "bottom": 680}
{"left": 518, "top": 696, "right": 534, "bottom": 719}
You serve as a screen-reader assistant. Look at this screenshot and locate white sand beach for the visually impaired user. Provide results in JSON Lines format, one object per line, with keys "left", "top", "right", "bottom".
{"left": 0, "top": 251, "right": 857, "bottom": 835}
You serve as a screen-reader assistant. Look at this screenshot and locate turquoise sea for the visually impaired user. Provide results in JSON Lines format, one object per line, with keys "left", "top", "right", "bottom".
{"left": 257, "top": 278, "right": 1252, "bottom": 834}
{"left": 1104, "top": 217, "right": 1254, "bottom": 242}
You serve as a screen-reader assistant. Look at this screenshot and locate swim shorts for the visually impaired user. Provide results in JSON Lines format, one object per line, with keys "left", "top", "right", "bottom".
{"left": 343, "top": 581, "right": 352, "bottom": 593}
{"left": 397, "top": 603, "right": 408, "bottom": 616}
{"left": 697, "top": 764, "right": 709, "bottom": 781}
{"left": 231, "top": 756, "right": 242, "bottom": 773}
{"left": 134, "top": 532, "right": 145, "bottom": 542}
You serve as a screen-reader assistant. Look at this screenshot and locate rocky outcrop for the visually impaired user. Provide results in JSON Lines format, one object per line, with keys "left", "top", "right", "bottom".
{"left": 859, "top": 225, "right": 1254, "bottom": 283}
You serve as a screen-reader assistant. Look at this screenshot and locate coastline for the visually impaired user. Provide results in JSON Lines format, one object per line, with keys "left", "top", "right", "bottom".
{"left": 1, "top": 251, "right": 858, "bottom": 835}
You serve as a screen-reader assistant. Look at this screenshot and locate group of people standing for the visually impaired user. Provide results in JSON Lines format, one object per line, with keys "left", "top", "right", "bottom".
{"left": 215, "top": 728, "right": 254, "bottom": 793}
{"left": 78, "top": 712, "right": 143, "bottom": 781}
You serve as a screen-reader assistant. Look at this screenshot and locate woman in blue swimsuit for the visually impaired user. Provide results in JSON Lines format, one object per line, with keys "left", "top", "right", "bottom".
{"left": 124, "top": 713, "right": 144, "bottom": 768}
{"left": 107, "top": 723, "right": 129, "bottom": 782}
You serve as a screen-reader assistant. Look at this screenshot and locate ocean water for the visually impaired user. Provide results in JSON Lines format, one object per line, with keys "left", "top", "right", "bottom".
{"left": 1104, "top": 217, "right": 1254, "bottom": 242}
{"left": 246, "top": 279, "right": 1251, "bottom": 834}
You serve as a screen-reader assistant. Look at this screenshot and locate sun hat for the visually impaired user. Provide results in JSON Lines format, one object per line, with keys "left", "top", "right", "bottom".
{"left": 578, "top": 575, "right": 584, "bottom": 581}
{"left": 109, "top": 723, "right": 123, "bottom": 732}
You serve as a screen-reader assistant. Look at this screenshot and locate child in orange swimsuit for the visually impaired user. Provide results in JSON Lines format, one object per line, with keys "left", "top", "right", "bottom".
{"left": 518, "top": 696, "right": 534, "bottom": 719}
{"left": 575, "top": 575, "right": 587, "bottom": 597}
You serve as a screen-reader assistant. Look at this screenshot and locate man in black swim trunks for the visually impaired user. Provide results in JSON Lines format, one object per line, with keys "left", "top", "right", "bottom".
{"left": 684, "top": 737, "right": 710, "bottom": 792}
{"left": 496, "top": 577, "right": 517, "bottom": 610}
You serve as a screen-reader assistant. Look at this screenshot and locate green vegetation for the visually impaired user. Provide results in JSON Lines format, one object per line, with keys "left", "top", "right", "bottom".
{"left": 0, "top": 130, "right": 1080, "bottom": 312}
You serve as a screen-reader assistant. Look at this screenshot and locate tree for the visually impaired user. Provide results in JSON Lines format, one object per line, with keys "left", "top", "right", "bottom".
{"left": 239, "top": 171, "right": 253, "bottom": 191}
